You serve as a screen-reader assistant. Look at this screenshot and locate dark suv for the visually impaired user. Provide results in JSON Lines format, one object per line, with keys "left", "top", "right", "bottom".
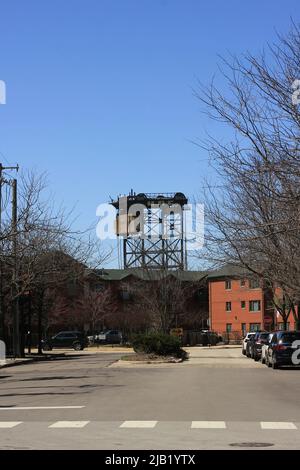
{"left": 250, "top": 331, "right": 270, "bottom": 361}
{"left": 266, "top": 331, "right": 300, "bottom": 369}
{"left": 96, "top": 330, "right": 122, "bottom": 344}
{"left": 42, "top": 331, "right": 88, "bottom": 351}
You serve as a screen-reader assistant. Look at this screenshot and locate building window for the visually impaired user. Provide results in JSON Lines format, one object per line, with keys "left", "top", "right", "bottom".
{"left": 249, "top": 300, "right": 261, "bottom": 312}
{"left": 240, "top": 279, "right": 246, "bottom": 287}
{"left": 241, "top": 323, "right": 246, "bottom": 335}
{"left": 249, "top": 323, "right": 261, "bottom": 332}
{"left": 120, "top": 283, "right": 131, "bottom": 301}
{"left": 249, "top": 278, "right": 260, "bottom": 289}
{"left": 277, "top": 322, "right": 290, "bottom": 331}
{"left": 226, "top": 301, "right": 232, "bottom": 312}
{"left": 94, "top": 283, "right": 105, "bottom": 292}
{"left": 241, "top": 301, "right": 246, "bottom": 309}
{"left": 225, "top": 280, "right": 231, "bottom": 290}
{"left": 226, "top": 323, "right": 232, "bottom": 333}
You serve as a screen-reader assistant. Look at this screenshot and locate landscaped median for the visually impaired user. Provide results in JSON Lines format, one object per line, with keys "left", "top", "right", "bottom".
{"left": 116, "top": 333, "right": 189, "bottom": 365}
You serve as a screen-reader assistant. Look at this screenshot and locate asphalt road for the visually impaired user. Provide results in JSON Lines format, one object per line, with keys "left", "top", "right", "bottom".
{"left": 1, "top": 348, "right": 300, "bottom": 449}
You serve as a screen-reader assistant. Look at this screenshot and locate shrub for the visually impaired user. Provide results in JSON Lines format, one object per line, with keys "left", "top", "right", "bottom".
{"left": 131, "top": 333, "right": 188, "bottom": 359}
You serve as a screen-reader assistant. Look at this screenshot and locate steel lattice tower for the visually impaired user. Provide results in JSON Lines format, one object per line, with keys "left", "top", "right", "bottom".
{"left": 111, "top": 191, "right": 188, "bottom": 270}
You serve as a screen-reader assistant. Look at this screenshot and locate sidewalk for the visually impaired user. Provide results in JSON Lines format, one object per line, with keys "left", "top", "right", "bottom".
{"left": 0, "top": 357, "right": 34, "bottom": 368}
{"left": 0, "top": 346, "right": 133, "bottom": 369}
{"left": 110, "top": 344, "right": 261, "bottom": 368}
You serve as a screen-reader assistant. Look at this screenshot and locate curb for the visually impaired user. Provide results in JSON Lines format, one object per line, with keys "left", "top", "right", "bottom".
{"left": 0, "top": 358, "right": 34, "bottom": 369}
{"left": 0, "top": 353, "right": 67, "bottom": 369}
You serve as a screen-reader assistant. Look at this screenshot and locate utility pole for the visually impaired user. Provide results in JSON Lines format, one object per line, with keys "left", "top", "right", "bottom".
{"left": 12, "top": 178, "right": 21, "bottom": 357}
{"left": 0, "top": 164, "right": 19, "bottom": 346}
{"left": 0, "top": 163, "right": 3, "bottom": 341}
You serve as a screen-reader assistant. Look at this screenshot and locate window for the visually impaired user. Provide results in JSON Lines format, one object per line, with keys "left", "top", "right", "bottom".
{"left": 64, "top": 333, "right": 77, "bottom": 338}
{"left": 94, "top": 283, "right": 105, "bottom": 292}
{"left": 241, "top": 301, "right": 245, "bottom": 309}
{"left": 277, "top": 322, "right": 290, "bottom": 331}
{"left": 249, "top": 323, "right": 261, "bottom": 332}
{"left": 241, "top": 323, "right": 246, "bottom": 335}
{"left": 226, "top": 323, "right": 232, "bottom": 333}
{"left": 249, "top": 278, "right": 260, "bottom": 289}
{"left": 120, "top": 283, "right": 131, "bottom": 300}
{"left": 240, "top": 279, "right": 246, "bottom": 287}
{"left": 249, "top": 300, "right": 261, "bottom": 312}
{"left": 226, "top": 301, "right": 232, "bottom": 312}
{"left": 55, "top": 333, "right": 65, "bottom": 339}
{"left": 225, "top": 280, "right": 231, "bottom": 290}
{"left": 120, "top": 291, "right": 131, "bottom": 300}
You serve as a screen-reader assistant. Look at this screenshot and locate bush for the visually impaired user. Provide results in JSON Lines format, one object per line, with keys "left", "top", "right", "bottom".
{"left": 131, "top": 333, "right": 188, "bottom": 359}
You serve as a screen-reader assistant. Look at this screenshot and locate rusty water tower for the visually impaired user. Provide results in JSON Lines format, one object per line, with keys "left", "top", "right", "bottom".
{"left": 110, "top": 190, "right": 188, "bottom": 270}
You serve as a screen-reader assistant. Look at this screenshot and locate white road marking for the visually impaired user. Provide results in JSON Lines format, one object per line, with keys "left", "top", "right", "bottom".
{"left": 49, "top": 421, "right": 90, "bottom": 428}
{"left": 0, "top": 406, "right": 85, "bottom": 410}
{"left": 260, "top": 422, "right": 297, "bottom": 430}
{"left": 120, "top": 421, "right": 158, "bottom": 428}
{"left": 191, "top": 421, "right": 227, "bottom": 429}
{"left": 0, "top": 422, "right": 22, "bottom": 428}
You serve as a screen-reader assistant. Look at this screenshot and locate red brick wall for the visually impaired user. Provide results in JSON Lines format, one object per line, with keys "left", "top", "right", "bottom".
{"left": 209, "top": 278, "right": 264, "bottom": 335}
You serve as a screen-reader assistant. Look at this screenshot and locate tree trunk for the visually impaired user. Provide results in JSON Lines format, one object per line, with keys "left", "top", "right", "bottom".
{"left": 37, "top": 290, "right": 44, "bottom": 355}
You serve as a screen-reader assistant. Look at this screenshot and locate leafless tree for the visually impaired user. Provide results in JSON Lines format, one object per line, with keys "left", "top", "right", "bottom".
{"left": 0, "top": 171, "right": 110, "bottom": 355}
{"left": 130, "top": 270, "right": 200, "bottom": 334}
{"left": 195, "top": 21, "right": 300, "bottom": 328}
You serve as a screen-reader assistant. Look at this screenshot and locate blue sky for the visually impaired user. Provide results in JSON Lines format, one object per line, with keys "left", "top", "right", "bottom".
{"left": 0, "top": 0, "right": 299, "bottom": 266}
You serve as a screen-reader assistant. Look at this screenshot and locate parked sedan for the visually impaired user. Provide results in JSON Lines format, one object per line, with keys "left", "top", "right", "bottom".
{"left": 242, "top": 332, "right": 256, "bottom": 355}
{"left": 251, "top": 332, "right": 269, "bottom": 361}
{"left": 266, "top": 331, "right": 300, "bottom": 369}
{"left": 245, "top": 332, "right": 259, "bottom": 357}
{"left": 261, "top": 333, "right": 274, "bottom": 364}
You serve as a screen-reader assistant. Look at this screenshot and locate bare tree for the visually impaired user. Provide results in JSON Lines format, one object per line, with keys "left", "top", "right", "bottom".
{"left": 130, "top": 270, "right": 200, "bottom": 334}
{"left": 195, "top": 21, "right": 300, "bottom": 328}
{"left": 0, "top": 171, "right": 110, "bottom": 355}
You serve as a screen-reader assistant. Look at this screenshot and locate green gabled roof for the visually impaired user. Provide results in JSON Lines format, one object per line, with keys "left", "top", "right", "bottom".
{"left": 90, "top": 264, "right": 253, "bottom": 282}
{"left": 92, "top": 268, "right": 208, "bottom": 282}
{"left": 206, "top": 264, "right": 251, "bottom": 280}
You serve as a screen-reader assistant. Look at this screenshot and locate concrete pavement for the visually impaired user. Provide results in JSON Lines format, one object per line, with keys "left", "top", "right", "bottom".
{"left": 0, "top": 347, "right": 300, "bottom": 449}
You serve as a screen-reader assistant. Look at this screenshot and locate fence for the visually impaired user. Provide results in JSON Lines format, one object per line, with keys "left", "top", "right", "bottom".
{"left": 222, "top": 331, "right": 243, "bottom": 344}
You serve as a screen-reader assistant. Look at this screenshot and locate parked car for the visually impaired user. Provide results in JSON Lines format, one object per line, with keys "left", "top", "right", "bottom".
{"left": 250, "top": 331, "right": 269, "bottom": 361}
{"left": 261, "top": 332, "right": 274, "bottom": 364}
{"left": 265, "top": 331, "right": 300, "bottom": 369}
{"left": 246, "top": 333, "right": 257, "bottom": 357}
{"left": 42, "top": 331, "right": 88, "bottom": 351}
{"left": 242, "top": 332, "right": 256, "bottom": 356}
{"left": 95, "top": 330, "right": 122, "bottom": 344}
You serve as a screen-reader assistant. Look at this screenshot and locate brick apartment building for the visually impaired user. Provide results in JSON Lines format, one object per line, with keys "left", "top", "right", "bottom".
{"left": 20, "top": 263, "right": 296, "bottom": 343}
{"left": 89, "top": 266, "right": 298, "bottom": 339}
{"left": 207, "top": 266, "right": 297, "bottom": 338}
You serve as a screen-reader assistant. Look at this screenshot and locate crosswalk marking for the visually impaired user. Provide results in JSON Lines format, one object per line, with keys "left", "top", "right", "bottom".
{"left": 0, "top": 421, "right": 22, "bottom": 428}
{"left": 260, "top": 421, "right": 297, "bottom": 430}
{"left": 0, "top": 406, "right": 85, "bottom": 410}
{"left": 120, "top": 421, "right": 158, "bottom": 428}
{"left": 49, "top": 421, "right": 90, "bottom": 428}
{"left": 0, "top": 420, "right": 299, "bottom": 430}
{"left": 191, "top": 421, "right": 227, "bottom": 429}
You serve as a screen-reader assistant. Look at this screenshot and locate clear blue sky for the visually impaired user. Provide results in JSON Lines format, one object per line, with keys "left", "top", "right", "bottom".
{"left": 0, "top": 1, "right": 299, "bottom": 266}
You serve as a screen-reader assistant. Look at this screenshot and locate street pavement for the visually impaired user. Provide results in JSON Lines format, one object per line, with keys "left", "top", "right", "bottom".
{"left": 1, "top": 347, "right": 300, "bottom": 449}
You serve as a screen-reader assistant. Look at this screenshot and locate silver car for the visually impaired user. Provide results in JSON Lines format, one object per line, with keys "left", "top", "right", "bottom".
{"left": 261, "top": 332, "right": 274, "bottom": 364}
